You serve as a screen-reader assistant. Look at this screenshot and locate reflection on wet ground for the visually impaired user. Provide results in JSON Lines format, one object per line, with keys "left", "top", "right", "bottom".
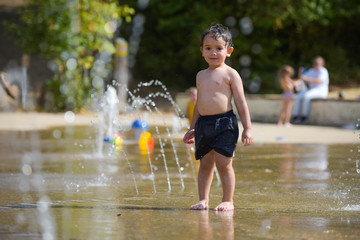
{"left": 0, "top": 126, "right": 359, "bottom": 239}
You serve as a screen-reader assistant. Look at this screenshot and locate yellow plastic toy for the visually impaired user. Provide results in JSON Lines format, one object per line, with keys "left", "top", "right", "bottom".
{"left": 115, "top": 135, "right": 123, "bottom": 146}
{"left": 138, "top": 131, "right": 154, "bottom": 154}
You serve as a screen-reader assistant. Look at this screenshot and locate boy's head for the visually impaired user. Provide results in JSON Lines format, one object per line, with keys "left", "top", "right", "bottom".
{"left": 201, "top": 24, "right": 233, "bottom": 49}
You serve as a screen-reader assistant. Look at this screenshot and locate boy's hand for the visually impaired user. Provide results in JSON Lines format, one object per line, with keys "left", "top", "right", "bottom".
{"left": 241, "top": 129, "right": 253, "bottom": 146}
{"left": 183, "top": 129, "right": 195, "bottom": 144}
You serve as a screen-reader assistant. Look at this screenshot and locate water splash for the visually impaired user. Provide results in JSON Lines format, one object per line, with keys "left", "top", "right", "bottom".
{"left": 342, "top": 204, "right": 360, "bottom": 211}
{"left": 20, "top": 134, "right": 56, "bottom": 239}
{"left": 95, "top": 86, "right": 119, "bottom": 157}
{"left": 128, "top": 80, "right": 188, "bottom": 190}
{"left": 119, "top": 150, "right": 139, "bottom": 195}
{"left": 186, "top": 145, "right": 198, "bottom": 188}
{"left": 91, "top": 80, "right": 197, "bottom": 194}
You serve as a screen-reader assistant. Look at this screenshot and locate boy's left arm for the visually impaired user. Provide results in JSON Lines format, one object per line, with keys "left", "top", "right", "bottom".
{"left": 230, "top": 71, "right": 253, "bottom": 146}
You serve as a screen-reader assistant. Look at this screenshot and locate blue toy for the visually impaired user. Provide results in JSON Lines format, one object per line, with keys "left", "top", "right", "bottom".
{"left": 132, "top": 120, "right": 149, "bottom": 130}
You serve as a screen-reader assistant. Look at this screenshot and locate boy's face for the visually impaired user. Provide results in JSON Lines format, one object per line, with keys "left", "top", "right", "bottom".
{"left": 200, "top": 34, "right": 233, "bottom": 68}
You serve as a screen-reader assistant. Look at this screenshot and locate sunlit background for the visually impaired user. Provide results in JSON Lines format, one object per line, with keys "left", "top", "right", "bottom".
{"left": 1, "top": 0, "right": 360, "bottom": 112}
{"left": 0, "top": 1, "right": 359, "bottom": 240}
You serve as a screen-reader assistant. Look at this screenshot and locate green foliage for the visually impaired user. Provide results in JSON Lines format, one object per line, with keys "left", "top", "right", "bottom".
{"left": 133, "top": 0, "right": 360, "bottom": 93}
{"left": 7, "top": 0, "right": 134, "bottom": 111}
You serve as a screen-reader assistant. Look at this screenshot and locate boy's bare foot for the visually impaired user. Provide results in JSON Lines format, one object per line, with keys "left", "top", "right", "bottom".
{"left": 214, "top": 201, "right": 234, "bottom": 211}
{"left": 190, "top": 200, "right": 208, "bottom": 210}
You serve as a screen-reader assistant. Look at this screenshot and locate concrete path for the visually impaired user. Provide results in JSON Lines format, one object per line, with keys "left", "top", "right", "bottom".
{"left": 0, "top": 112, "right": 358, "bottom": 144}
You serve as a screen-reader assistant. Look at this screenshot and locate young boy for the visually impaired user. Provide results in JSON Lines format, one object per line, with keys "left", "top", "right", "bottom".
{"left": 183, "top": 24, "right": 253, "bottom": 211}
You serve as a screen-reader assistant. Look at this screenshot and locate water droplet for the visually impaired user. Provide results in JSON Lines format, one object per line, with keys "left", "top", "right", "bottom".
{"left": 37, "top": 197, "right": 50, "bottom": 213}
{"left": 240, "top": 68, "right": 251, "bottom": 78}
{"left": 52, "top": 129, "right": 62, "bottom": 139}
{"left": 137, "top": 0, "right": 149, "bottom": 10}
{"left": 60, "top": 51, "right": 70, "bottom": 60}
{"left": 15, "top": 213, "right": 26, "bottom": 224}
{"left": 239, "top": 17, "right": 253, "bottom": 35}
{"left": 22, "top": 164, "right": 32, "bottom": 175}
{"left": 104, "top": 20, "right": 118, "bottom": 34}
{"left": 251, "top": 44, "right": 262, "bottom": 54}
{"left": 66, "top": 58, "right": 77, "bottom": 70}
{"left": 64, "top": 111, "right": 75, "bottom": 123}
{"left": 239, "top": 55, "right": 251, "bottom": 67}
{"left": 225, "top": 16, "right": 236, "bottom": 27}
{"left": 262, "top": 219, "right": 271, "bottom": 227}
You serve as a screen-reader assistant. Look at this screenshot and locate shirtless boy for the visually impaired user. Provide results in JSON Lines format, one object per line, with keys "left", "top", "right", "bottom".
{"left": 183, "top": 24, "right": 253, "bottom": 211}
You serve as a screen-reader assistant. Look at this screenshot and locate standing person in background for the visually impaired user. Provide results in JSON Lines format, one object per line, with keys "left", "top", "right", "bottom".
{"left": 186, "top": 87, "right": 197, "bottom": 124}
{"left": 277, "top": 65, "right": 299, "bottom": 127}
{"left": 292, "top": 56, "right": 329, "bottom": 124}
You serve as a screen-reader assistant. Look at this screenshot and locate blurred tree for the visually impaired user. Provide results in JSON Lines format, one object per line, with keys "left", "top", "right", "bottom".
{"left": 6, "top": 0, "right": 134, "bottom": 111}
{"left": 131, "top": 0, "right": 360, "bottom": 93}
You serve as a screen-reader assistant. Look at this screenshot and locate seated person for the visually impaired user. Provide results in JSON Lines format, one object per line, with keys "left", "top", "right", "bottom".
{"left": 292, "top": 56, "right": 329, "bottom": 124}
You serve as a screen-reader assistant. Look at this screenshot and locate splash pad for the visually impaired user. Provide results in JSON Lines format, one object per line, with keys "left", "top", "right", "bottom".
{"left": 0, "top": 81, "right": 359, "bottom": 239}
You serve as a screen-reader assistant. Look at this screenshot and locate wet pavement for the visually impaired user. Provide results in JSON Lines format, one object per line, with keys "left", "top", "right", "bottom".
{"left": 0, "top": 124, "right": 359, "bottom": 239}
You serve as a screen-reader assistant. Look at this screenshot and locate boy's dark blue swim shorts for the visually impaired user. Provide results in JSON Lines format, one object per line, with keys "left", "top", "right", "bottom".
{"left": 195, "top": 110, "right": 239, "bottom": 160}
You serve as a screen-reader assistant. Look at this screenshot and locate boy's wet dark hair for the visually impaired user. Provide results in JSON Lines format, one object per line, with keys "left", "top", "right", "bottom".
{"left": 201, "top": 24, "right": 233, "bottom": 48}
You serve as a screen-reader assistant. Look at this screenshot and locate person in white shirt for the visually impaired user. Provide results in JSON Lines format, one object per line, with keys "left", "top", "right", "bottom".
{"left": 292, "top": 56, "right": 329, "bottom": 124}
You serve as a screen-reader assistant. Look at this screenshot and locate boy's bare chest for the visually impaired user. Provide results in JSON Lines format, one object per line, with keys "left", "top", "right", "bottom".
{"left": 199, "top": 77, "right": 230, "bottom": 91}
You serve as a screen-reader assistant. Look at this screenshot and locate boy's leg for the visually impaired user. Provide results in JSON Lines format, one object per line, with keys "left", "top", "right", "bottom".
{"left": 191, "top": 150, "right": 215, "bottom": 210}
{"left": 213, "top": 152, "right": 235, "bottom": 211}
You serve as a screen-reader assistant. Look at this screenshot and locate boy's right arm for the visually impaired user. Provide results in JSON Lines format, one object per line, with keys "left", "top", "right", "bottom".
{"left": 183, "top": 103, "right": 199, "bottom": 144}
{"left": 183, "top": 73, "right": 200, "bottom": 144}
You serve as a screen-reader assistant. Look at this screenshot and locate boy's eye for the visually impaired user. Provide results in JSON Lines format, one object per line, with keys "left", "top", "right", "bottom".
{"left": 206, "top": 47, "right": 211, "bottom": 50}
{"left": 217, "top": 47, "right": 222, "bottom": 50}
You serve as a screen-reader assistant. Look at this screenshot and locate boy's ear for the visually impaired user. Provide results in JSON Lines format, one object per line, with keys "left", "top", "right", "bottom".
{"left": 200, "top": 46, "right": 203, "bottom": 54}
{"left": 227, "top": 47, "right": 234, "bottom": 57}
